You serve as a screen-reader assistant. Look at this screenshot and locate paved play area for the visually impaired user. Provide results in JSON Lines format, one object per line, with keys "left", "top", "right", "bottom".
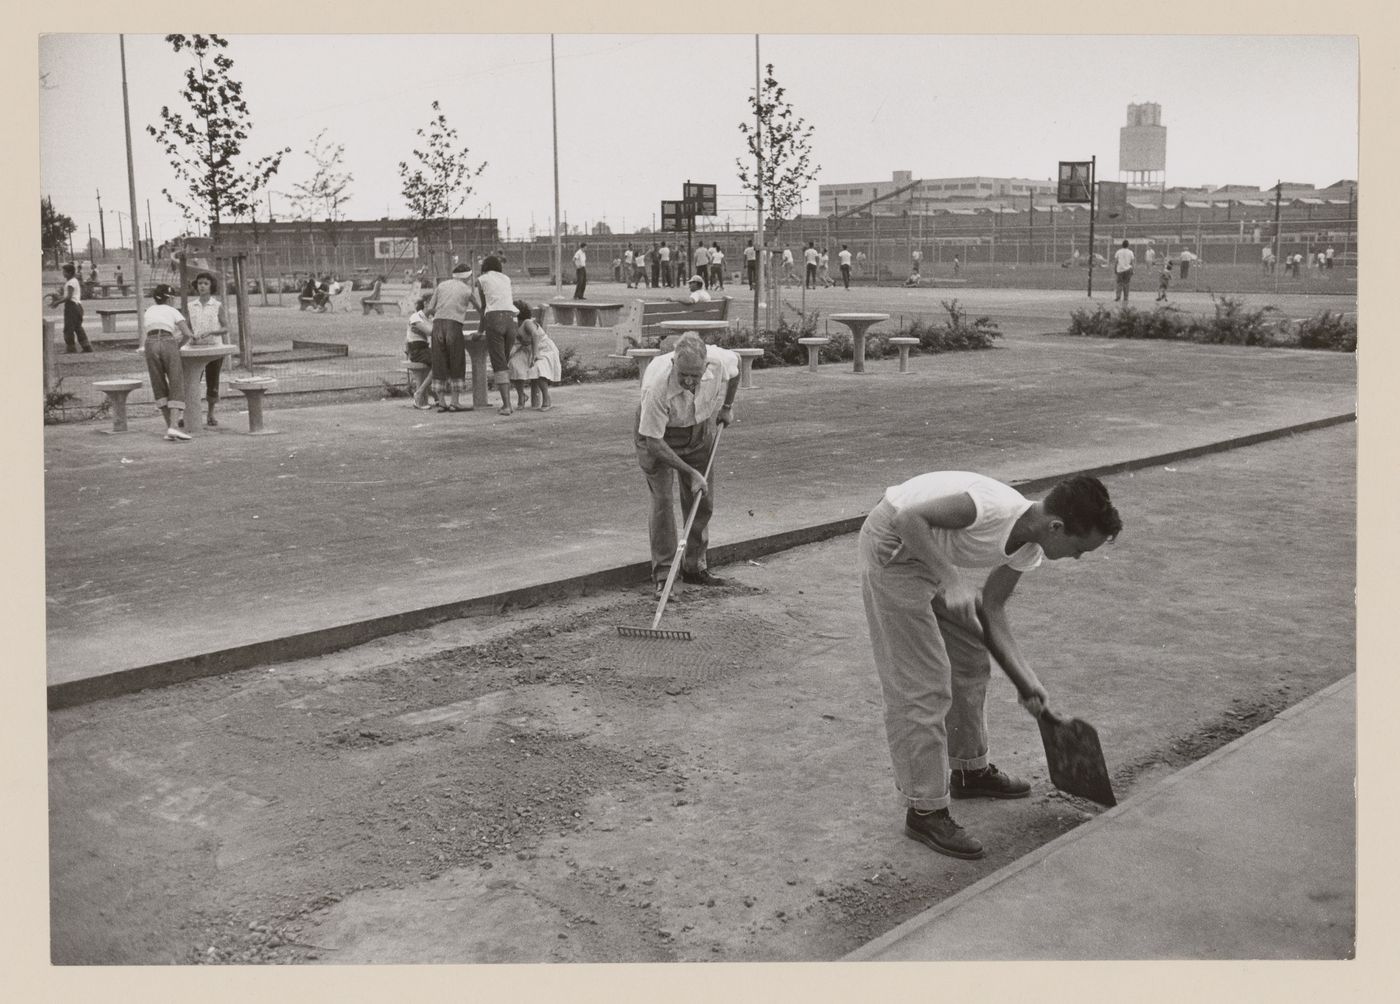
{"left": 42, "top": 299, "right": 1360, "bottom": 964}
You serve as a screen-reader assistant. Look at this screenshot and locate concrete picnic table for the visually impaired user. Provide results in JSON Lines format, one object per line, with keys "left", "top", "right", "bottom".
{"left": 178, "top": 344, "right": 238, "bottom": 438}
{"left": 97, "top": 307, "right": 139, "bottom": 333}
{"left": 829, "top": 312, "right": 891, "bottom": 374}
{"left": 548, "top": 300, "right": 625, "bottom": 327}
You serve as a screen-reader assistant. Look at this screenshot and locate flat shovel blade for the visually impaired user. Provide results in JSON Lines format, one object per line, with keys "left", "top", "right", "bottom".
{"left": 1037, "top": 712, "right": 1117, "bottom": 807}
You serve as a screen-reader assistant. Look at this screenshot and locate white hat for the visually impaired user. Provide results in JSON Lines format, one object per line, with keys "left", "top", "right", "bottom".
{"left": 688, "top": 274, "right": 704, "bottom": 285}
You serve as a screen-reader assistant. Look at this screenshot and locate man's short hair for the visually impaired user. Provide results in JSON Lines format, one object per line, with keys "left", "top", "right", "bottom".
{"left": 1044, "top": 475, "right": 1122, "bottom": 539}
{"left": 451, "top": 263, "right": 472, "bottom": 274}
{"left": 674, "top": 332, "right": 708, "bottom": 368}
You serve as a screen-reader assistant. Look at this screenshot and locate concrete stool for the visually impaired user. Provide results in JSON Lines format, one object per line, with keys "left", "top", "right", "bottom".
{"left": 734, "top": 347, "right": 765, "bottom": 389}
{"left": 626, "top": 347, "right": 662, "bottom": 386}
{"left": 889, "top": 337, "right": 921, "bottom": 373}
{"left": 229, "top": 377, "right": 279, "bottom": 435}
{"left": 92, "top": 378, "right": 143, "bottom": 434}
{"left": 797, "top": 337, "right": 830, "bottom": 373}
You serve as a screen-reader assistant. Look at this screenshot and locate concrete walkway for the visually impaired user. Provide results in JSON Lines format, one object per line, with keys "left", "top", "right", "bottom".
{"left": 848, "top": 675, "right": 1356, "bottom": 960}
{"left": 42, "top": 330, "right": 1355, "bottom": 707}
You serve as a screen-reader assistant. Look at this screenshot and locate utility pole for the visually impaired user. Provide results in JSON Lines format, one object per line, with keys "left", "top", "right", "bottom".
{"left": 550, "top": 34, "right": 562, "bottom": 296}
{"left": 96, "top": 189, "right": 107, "bottom": 257}
{"left": 1086, "top": 155, "right": 1097, "bottom": 297}
{"left": 1272, "top": 179, "right": 1283, "bottom": 293}
{"left": 120, "top": 34, "right": 146, "bottom": 341}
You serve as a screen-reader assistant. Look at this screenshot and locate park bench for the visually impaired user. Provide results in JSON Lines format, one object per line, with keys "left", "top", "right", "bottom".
{"left": 611, "top": 296, "right": 734, "bottom": 352}
{"left": 96, "top": 307, "right": 139, "bottom": 333}
{"left": 548, "top": 300, "right": 626, "bottom": 328}
{"left": 82, "top": 282, "right": 132, "bottom": 299}
{"left": 526, "top": 266, "right": 551, "bottom": 279}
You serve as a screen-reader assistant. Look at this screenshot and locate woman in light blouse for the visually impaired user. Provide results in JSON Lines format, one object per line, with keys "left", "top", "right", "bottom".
{"left": 143, "top": 283, "right": 195, "bottom": 442}
{"left": 187, "top": 271, "right": 230, "bottom": 427}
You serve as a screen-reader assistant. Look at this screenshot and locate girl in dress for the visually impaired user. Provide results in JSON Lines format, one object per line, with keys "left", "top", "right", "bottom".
{"left": 513, "top": 300, "right": 562, "bottom": 411}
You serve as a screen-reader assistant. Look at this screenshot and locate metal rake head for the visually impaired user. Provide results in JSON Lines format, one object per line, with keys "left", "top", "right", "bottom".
{"left": 616, "top": 625, "right": 693, "bottom": 641}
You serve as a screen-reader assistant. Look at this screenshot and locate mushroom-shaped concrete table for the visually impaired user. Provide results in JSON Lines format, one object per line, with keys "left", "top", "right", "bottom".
{"left": 828, "top": 312, "right": 891, "bottom": 374}
{"left": 796, "top": 336, "right": 830, "bottom": 372}
{"left": 91, "top": 378, "right": 143, "bottom": 433}
{"left": 625, "top": 347, "right": 662, "bottom": 385}
{"left": 733, "top": 347, "right": 765, "bottom": 389}
{"left": 178, "top": 343, "right": 239, "bottom": 437}
{"left": 888, "top": 336, "right": 921, "bottom": 373}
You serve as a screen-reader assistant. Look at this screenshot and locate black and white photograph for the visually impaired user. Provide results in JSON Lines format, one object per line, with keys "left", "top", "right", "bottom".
{"left": 11, "top": 4, "right": 1395, "bottom": 999}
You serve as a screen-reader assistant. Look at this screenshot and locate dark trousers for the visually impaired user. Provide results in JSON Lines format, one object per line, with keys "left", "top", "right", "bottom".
{"left": 661, "top": 262, "right": 673, "bottom": 287}
{"left": 650, "top": 262, "right": 660, "bottom": 288}
{"left": 841, "top": 264, "right": 851, "bottom": 289}
{"left": 574, "top": 267, "right": 587, "bottom": 300}
{"left": 63, "top": 300, "right": 90, "bottom": 350}
{"left": 636, "top": 420, "right": 717, "bottom": 582}
{"left": 201, "top": 355, "right": 223, "bottom": 404}
{"left": 710, "top": 263, "right": 724, "bottom": 288}
{"left": 806, "top": 263, "right": 817, "bottom": 288}
{"left": 746, "top": 261, "right": 757, "bottom": 287}
{"left": 1180, "top": 261, "right": 1191, "bottom": 279}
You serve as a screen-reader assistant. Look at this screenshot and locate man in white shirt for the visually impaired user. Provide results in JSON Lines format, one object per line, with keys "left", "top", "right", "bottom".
{"left": 1177, "top": 248, "right": 1196, "bottom": 280}
{"left": 684, "top": 275, "right": 712, "bottom": 303}
{"left": 1112, "top": 240, "right": 1136, "bottom": 302}
{"left": 860, "top": 471, "right": 1121, "bottom": 858}
{"left": 781, "top": 246, "right": 795, "bottom": 283}
{"left": 634, "top": 332, "right": 741, "bottom": 591}
{"left": 838, "top": 244, "right": 853, "bottom": 289}
{"left": 709, "top": 243, "right": 725, "bottom": 289}
{"left": 623, "top": 245, "right": 636, "bottom": 288}
{"left": 804, "top": 242, "right": 819, "bottom": 289}
{"left": 693, "top": 243, "right": 711, "bottom": 288}
{"left": 743, "top": 241, "right": 757, "bottom": 287}
{"left": 659, "top": 242, "right": 673, "bottom": 288}
{"left": 573, "top": 242, "right": 588, "bottom": 299}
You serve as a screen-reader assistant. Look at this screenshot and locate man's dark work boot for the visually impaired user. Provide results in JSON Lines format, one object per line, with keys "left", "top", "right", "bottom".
{"left": 904, "top": 808, "right": 984, "bottom": 859}
{"left": 950, "top": 764, "right": 1031, "bottom": 800}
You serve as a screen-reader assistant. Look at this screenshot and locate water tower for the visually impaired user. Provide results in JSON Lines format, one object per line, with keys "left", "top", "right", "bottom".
{"left": 1119, "top": 102, "right": 1166, "bottom": 188}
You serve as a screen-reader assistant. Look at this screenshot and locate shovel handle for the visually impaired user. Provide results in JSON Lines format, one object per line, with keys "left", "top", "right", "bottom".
{"left": 974, "top": 600, "right": 1048, "bottom": 718}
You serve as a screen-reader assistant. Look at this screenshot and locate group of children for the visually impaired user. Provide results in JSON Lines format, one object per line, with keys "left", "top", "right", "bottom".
{"left": 404, "top": 297, "right": 562, "bottom": 412}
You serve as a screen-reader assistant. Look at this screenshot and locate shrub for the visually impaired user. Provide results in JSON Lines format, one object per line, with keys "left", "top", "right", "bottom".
{"left": 43, "top": 379, "right": 108, "bottom": 425}
{"left": 379, "top": 377, "right": 411, "bottom": 398}
{"left": 1294, "top": 310, "right": 1357, "bottom": 352}
{"left": 1066, "top": 305, "right": 1116, "bottom": 338}
{"left": 908, "top": 299, "right": 1002, "bottom": 352}
{"left": 1188, "top": 294, "right": 1281, "bottom": 346}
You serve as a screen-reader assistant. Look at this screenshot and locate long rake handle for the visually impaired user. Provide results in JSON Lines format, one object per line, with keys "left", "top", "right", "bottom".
{"left": 651, "top": 424, "right": 725, "bottom": 630}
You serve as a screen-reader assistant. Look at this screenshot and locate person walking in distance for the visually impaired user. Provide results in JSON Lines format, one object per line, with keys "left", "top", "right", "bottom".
{"left": 693, "top": 241, "right": 711, "bottom": 289}
{"left": 804, "top": 241, "right": 819, "bottom": 289}
{"left": 744, "top": 239, "right": 757, "bottom": 287}
{"left": 57, "top": 263, "right": 93, "bottom": 353}
{"left": 838, "top": 244, "right": 853, "bottom": 289}
{"left": 859, "top": 472, "right": 1122, "bottom": 859}
{"left": 623, "top": 244, "right": 636, "bottom": 288}
{"left": 1155, "top": 260, "right": 1173, "bottom": 302}
{"left": 1112, "top": 240, "right": 1135, "bottom": 302}
{"left": 709, "top": 243, "right": 725, "bottom": 289}
{"left": 650, "top": 243, "right": 662, "bottom": 289}
{"left": 572, "top": 242, "right": 588, "bottom": 300}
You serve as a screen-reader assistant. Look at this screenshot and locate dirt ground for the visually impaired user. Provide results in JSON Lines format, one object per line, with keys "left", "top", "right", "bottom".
{"left": 47, "top": 422, "right": 1355, "bottom": 964}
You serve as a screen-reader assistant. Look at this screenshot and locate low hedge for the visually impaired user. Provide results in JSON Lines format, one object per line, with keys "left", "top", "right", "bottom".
{"left": 1066, "top": 295, "right": 1355, "bottom": 352}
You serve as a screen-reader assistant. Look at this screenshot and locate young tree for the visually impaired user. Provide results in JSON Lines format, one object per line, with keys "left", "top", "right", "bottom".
{"left": 283, "top": 129, "right": 354, "bottom": 273}
{"left": 398, "top": 101, "right": 486, "bottom": 275}
{"left": 735, "top": 63, "right": 820, "bottom": 243}
{"left": 41, "top": 197, "right": 77, "bottom": 267}
{"left": 146, "top": 34, "right": 289, "bottom": 246}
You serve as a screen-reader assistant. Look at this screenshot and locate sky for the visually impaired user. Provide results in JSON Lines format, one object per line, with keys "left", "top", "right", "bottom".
{"left": 38, "top": 33, "right": 1357, "bottom": 248}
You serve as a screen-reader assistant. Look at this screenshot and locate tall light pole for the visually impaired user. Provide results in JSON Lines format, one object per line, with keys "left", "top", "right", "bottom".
{"left": 550, "top": 35, "right": 562, "bottom": 295}
{"left": 120, "top": 34, "right": 146, "bottom": 343}
{"left": 752, "top": 34, "right": 764, "bottom": 335}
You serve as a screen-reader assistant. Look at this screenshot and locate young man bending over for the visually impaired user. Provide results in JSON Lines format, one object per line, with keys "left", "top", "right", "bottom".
{"left": 858, "top": 473, "right": 1122, "bottom": 859}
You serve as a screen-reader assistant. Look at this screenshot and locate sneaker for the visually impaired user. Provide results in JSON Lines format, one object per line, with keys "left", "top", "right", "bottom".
{"left": 205, "top": 415, "right": 219, "bottom": 427}
{"left": 904, "top": 808, "right": 984, "bottom": 859}
{"left": 164, "top": 428, "right": 191, "bottom": 442}
{"left": 950, "top": 764, "right": 1031, "bottom": 800}
{"left": 680, "top": 569, "right": 731, "bottom": 587}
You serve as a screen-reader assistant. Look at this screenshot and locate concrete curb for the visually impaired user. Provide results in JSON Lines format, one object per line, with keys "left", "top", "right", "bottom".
{"left": 46, "top": 412, "right": 1355, "bottom": 710}
{"left": 841, "top": 673, "right": 1356, "bottom": 961}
